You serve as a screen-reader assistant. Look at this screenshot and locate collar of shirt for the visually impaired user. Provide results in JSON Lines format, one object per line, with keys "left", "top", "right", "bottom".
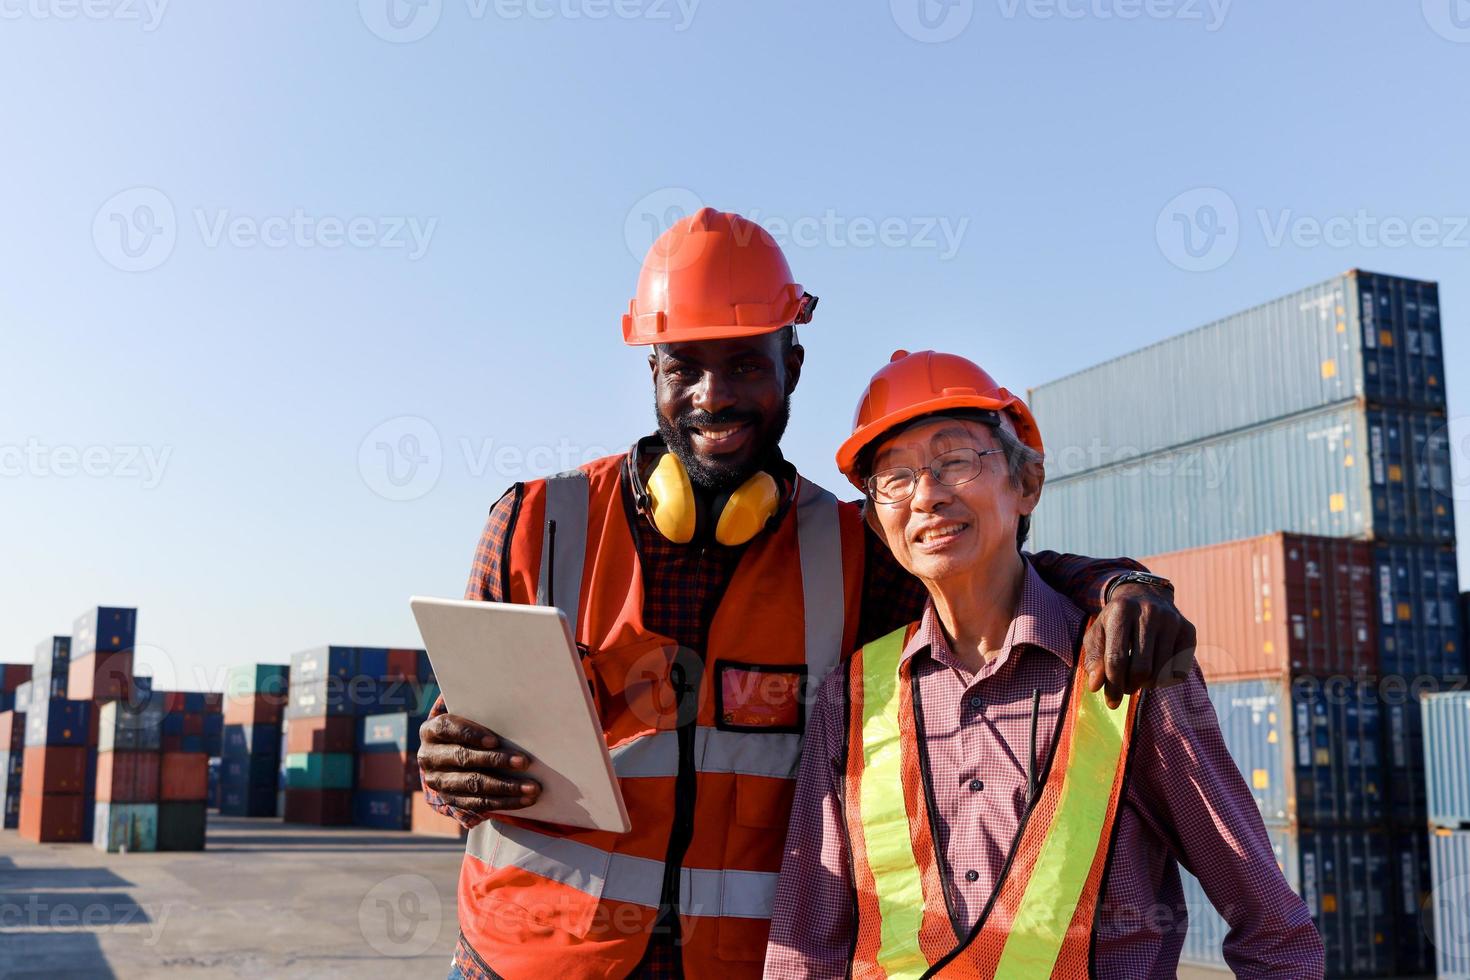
{"left": 900, "top": 558, "right": 1085, "bottom": 681}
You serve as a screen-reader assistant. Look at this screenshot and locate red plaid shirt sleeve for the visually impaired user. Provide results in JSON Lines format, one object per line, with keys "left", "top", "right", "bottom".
{"left": 422, "top": 486, "right": 521, "bottom": 828}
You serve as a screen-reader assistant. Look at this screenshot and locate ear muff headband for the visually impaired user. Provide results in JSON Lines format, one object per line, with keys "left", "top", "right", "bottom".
{"left": 644, "top": 452, "right": 780, "bottom": 546}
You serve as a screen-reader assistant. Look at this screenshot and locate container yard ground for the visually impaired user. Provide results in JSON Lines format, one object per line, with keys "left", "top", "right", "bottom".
{"left": 0, "top": 813, "right": 463, "bottom": 978}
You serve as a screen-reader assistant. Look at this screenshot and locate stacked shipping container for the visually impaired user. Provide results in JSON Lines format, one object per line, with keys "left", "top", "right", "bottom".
{"left": 356, "top": 711, "right": 426, "bottom": 830}
{"left": 94, "top": 697, "right": 163, "bottom": 852}
{"left": 220, "top": 664, "right": 288, "bottom": 817}
{"left": 282, "top": 646, "right": 431, "bottom": 826}
{"left": 0, "top": 663, "right": 32, "bottom": 713}
{"left": 0, "top": 709, "right": 23, "bottom": 829}
{"left": 1422, "top": 692, "right": 1470, "bottom": 979}
{"left": 19, "top": 696, "right": 90, "bottom": 842}
{"left": 1029, "top": 270, "right": 1460, "bottom": 975}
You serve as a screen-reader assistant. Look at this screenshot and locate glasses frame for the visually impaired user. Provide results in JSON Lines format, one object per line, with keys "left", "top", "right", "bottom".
{"left": 865, "top": 447, "right": 1006, "bottom": 506}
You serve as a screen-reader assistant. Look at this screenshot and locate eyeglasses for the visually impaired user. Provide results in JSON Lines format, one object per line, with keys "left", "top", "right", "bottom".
{"left": 865, "top": 447, "right": 1004, "bottom": 505}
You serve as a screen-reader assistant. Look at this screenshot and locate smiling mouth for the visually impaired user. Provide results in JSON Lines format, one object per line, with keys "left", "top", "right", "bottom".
{"left": 689, "top": 421, "right": 751, "bottom": 446}
{"left": 914, "top": 522, "right": 970, "bottom": 545}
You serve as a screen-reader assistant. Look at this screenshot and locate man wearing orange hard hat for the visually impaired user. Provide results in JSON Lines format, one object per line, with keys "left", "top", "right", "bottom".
{"left": 416, "top": 208, "right": 1198, "bottom": 980}
{"left": 764, "top": 350, "right": 1321, "bottom": 979}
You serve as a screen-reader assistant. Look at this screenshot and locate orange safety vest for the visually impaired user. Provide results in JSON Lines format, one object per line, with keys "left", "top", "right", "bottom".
{"left": 843, "top": 622, "right": 1140, "bottom": 979}
{"left": 457, "top": 451, "right": 866, "bottom": 979}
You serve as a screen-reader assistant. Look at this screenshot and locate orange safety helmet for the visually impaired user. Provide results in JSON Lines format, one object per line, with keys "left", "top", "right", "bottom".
{"left": 835, "top": 349, "right": 1044, "bottom": 490}
{"left": 622, "top": 207, "right": 818, "bottom": 345}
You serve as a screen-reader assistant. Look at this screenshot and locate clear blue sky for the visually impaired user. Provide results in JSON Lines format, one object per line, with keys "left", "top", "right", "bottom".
{"left": 5, "top": 2, "right": 1469, "bottom": 685}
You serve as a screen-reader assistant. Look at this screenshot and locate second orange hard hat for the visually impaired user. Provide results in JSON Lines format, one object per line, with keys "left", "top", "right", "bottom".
{"left": 622, "top": 208, "right": 817, "bottom": 346}
{"left": 835, "top": 349, "right": 1044, "bottom": 490}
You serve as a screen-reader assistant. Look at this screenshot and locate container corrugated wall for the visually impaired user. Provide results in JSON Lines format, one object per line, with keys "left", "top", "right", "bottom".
{"left": 1425, "top": 692, "right": 1470, "bottom": 828}
{"left": 1032, "top": 403, "right": 1455, "bottom": 557}
{"left": 1178, "top": 826, "right": 1395, "bottom": 976}
{"left": 1029, "top": 271, "right": 1445, "bottom": 466}
{"left": 1205, "top": 677, "right": 1382, "bottom": 827}
{"left": 1430, "top": 829, "right": 1470, "bottom": 979}
{"left": 1142, "top": 533, "right": 1377, "bottom": 679}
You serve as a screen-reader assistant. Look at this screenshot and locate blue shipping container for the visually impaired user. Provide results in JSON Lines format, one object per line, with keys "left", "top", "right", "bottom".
{"left": 1180, "top": 825, "right": 1394, "bottom": 977}
{"left": 71, "top": 607, "right": 136, "bottom": 658}
{"left": 1391, "top": 830, "right": 1435, "bottom": 977}
{"left": 352, "top": 790, "right": 410, "bottom": 830}
{"left": 23, "top": 699, "right": 91, "bottom": 747}
{"left": 1375, "top": 545, "right": 1463, "bottom": 678}
{"left": 222, "top": 723, "right": 281, "bottom": 758}
{"left": 357, "top": 648, "right": 389, "bottom": 680}
{"left": 222, "top": 755, "right": 280, "bottom": 789}
{"left": 220, "top": 782, "right": 278, "bottom": 817}
{"left": 32, "top": 636, "right": 69, "bottom": 678}
{"left": 1207, "top": 676, "right": 1382, "bottom": 826}
{"left": 1424, "top": 691, "right": 1470, "bottom": 828}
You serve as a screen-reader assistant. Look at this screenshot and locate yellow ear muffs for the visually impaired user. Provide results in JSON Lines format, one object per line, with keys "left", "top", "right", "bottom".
{"left": 642, "top": 451, "right": 781, "bottom": 546}
{"left": 646, "top": 451, "right": 698, "bottom": 544}
{"left": 713, "top": 471, "right": 780, "bottom": 546}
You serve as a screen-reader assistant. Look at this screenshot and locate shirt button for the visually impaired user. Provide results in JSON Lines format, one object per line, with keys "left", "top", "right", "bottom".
{"left": 965, "top": 870, "right": 979, "bottom": 882}
{"left": 969, "top": 779, "right": 983, "bottom": 792}
{"left": 968, "top": 696, "right": 982, "bottom": 710}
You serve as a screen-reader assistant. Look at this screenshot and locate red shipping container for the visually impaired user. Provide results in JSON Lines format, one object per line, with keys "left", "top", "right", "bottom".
{"left": 283, "top": 788, "right": 352, "bottom": 825}
{"left": 163, "top": 691, "right": 185, "bottom": 713}
{"left": 223, "top": 692, "right": 285, "bottom": 727}
{"left": 0, "top": 710, "right": 22, "bottom": 751}
{"left": 286, "top": 716, "right": 355, "bottom": 754}
{"left": 182, "top": 713, "right": 204, "bottom": 737}
{"left": 203, "top": 692, "right": 223, "bottom": 712}
{"left": 385, "top": 649, "right": 419, "bottom": 680}
{"left": 21, "top": 746, "right": 87, "bottom": 796}
{"left": 358, "top": 752, "right": 419, "bottom": 792}
{"left": 19, "top": 792, "right": 85, "bottom": 843}
{"left": 411, "top": 791, "right": 466, "bottom": 839}
{"left": 1143, "top": 532, "right": 1377, "bottom": 681}
{"left": 160, "top": 751, "right": 209, "bottom": 801}
{"left": 67, "top": 651, "right": 134, "bottom": 702}
{"left": 95, "top": 750, "right": 160, "bottom": 803}
{"left": 3, "top": 663, "right": 32, "bottom": 692}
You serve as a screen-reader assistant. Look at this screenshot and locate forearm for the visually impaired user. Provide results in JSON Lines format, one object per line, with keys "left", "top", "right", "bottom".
{"left": 1027, "top": 550, "right": 1145, "bottom": 615}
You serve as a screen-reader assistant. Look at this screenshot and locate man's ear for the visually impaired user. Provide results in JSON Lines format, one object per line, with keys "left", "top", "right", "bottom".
{"left": 1017, "top": 460, "right": 1046, "bottom": 516}
{"left": 648, "top": 351, "right": 658, "bottom": 379}
{"left": 784, "top": 342, "right": 804, "bottom": 396}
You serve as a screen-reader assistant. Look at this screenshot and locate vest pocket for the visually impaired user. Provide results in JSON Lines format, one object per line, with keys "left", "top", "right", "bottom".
{"left": 472, "top": 822, "right": 612, "bottom": 940}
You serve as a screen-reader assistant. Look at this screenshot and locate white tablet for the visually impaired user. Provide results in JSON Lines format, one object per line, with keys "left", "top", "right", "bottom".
{"left": 409, "top": 596, "right": 630, "bottom": 834}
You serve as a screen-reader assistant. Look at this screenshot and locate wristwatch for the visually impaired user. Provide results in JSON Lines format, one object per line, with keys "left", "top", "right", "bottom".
{"left": 1105, "top": 571, "right": 1174, "bottom": 603}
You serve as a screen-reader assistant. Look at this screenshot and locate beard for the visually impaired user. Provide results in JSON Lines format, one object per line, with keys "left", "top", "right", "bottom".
{"left": 656, "top": 395, "right": 791, "bottom": 492}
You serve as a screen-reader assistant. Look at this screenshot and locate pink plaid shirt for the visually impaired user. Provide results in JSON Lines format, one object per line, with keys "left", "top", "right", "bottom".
{"left": 764, "top": 562, "right": 1324, "bottom": 980}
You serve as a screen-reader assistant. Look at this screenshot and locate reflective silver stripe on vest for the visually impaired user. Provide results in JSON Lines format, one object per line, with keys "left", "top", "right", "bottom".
{"left": 795, "top": 478, "right": 845, "bottom": 688}
{"left": 537, "top": 470, "right": 590, "bottom": 633}
{"left": 609, "top": 727, "right": 802, "bottom": 780}
{"left": 466, "top": 821, "right": 777, "bottom": 918}
{"left": 680, "top": 866, "right": 779, "bottom": 919}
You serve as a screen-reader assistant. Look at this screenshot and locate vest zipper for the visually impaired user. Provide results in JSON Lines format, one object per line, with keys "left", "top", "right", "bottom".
{"left": 656, "top": 658, "right": 699, "bottom": 957}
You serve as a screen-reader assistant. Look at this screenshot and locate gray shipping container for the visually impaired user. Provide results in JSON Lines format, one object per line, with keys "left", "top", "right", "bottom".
{"left": 1179, "top": 824, "right": 1395, "bottom": 977}
{"left": 1031, "top": 402, "right": 1455, "bottom": 557}
{"left": 1430, "top": 828, "right": 1470, "bottom": 979}
{"left": 1424, "top": 691, "right": 1470, "bottom": 828}
{"left": 1029, "top": 270, "right": 1446, "bottom": 467}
